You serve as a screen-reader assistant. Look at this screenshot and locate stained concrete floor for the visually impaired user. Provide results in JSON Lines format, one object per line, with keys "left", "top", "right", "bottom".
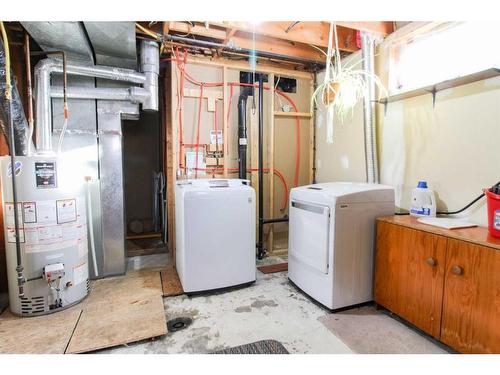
{"left": 101, "top": 253, "right": 448, "bottom": 354}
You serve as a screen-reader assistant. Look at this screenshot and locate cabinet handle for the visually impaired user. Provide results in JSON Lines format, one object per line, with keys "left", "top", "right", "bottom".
{"left": 451, "top": 265, "right": 463, "bottom": 275}
{"left": 426, "top": 257, "right": 437, "bottom": 267}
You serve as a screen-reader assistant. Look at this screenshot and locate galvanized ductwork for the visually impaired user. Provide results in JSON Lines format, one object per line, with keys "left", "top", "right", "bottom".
{"left": 34, "top": 40, "right": 159, "bottom": 154}
{"left": 361, "top": 32, "right": 379, "bottom": 184}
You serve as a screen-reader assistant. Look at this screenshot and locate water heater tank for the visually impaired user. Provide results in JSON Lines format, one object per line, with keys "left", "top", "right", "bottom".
{"left": 0, "top": 155, "right": 89, "bottom": 316}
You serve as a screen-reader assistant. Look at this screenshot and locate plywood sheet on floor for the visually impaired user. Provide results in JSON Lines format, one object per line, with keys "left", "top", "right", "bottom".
{"left": 82, "top": 269, "right": 163, "bottom": 308}
{"left": 0, "top": 307, "right": 82, "bottom": 354}
{"left": 65, "top": 295, "right": 166, "bottom": 354}
{"left": 318, "top": 306, "right": 449, "bottom": 354}
{"left": 160, "top": 267, "right": 184, "bottom": 297}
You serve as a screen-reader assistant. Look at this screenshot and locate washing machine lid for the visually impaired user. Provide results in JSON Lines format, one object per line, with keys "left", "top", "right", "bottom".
{"left": 291, "top": 182, "right": 394, "bottom": 205}
{"left": 176, "top": 179, "right": 251, "bottom": 190}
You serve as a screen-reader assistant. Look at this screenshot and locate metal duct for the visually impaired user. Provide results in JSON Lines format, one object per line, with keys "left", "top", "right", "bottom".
{"left": 0, "top": 38, "right": 30, "bottom": 156}
{"left": 34, "top": 41, "right": 159, "bottom": 153}
{"left": 21, "top": 22, "right": 94, "bottom": 63}
{"left": 83, "top": 22, "right": 137, "bottom": 69}
{"left": 361, "top": 32, "right": 379, "bottom": 184}
{"left": 50, "top": 86, "right": 150, "bottom": 103}
{"left": 140, "top": 40, "right": 160, "bottom": 111}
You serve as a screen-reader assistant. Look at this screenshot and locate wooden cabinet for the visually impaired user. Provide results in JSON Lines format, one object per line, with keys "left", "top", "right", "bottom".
{"left": 375, "top": 221, "right": 446, "bottom": 338}
{"left": 441, "top": 239, "right": 500, "bottom": 353}
{"left": 375, "top": 216, "right": 500, "bottom": 353}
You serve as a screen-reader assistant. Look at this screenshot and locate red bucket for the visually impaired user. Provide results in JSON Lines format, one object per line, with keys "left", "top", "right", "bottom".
{"left": 485, "top": 188, "right": 500, "bottom": 238}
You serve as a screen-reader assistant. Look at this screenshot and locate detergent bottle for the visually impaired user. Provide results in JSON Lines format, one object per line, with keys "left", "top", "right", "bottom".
{"left": 410, "top": 181, "right": 437, "bottom": 217}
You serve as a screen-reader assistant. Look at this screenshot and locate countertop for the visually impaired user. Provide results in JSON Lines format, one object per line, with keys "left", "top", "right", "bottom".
{"left": 377, "top": 215, "right": 500, "bottom": 251}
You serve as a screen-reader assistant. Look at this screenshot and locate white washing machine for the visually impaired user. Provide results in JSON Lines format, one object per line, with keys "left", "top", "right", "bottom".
{"left": 288, "top": 182, "right": 394, "bottom": 310}
{"left": 175, "top": 179, "right": 256, "bottom": 293}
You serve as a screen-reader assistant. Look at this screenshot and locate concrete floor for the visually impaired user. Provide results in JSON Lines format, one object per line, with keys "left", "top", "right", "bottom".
{"left": 100, "top": 253, "right": 448, "bottom": 354}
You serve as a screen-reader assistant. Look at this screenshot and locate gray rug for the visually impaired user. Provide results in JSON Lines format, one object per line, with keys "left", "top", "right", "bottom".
{"left": 318, "top": 306, "right": 449, "bottom": 354}
{"left": 212, "top": 339, "right": 289, "bottom": 354}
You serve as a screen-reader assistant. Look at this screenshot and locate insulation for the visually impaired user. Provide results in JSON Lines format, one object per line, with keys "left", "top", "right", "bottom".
{"left": 0, "top": 38, "right": 30, "bottom": 155}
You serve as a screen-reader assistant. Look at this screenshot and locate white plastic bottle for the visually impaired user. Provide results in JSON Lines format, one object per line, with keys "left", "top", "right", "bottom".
{"left": 410, "top": 181, "right": 437, "bottom": 217}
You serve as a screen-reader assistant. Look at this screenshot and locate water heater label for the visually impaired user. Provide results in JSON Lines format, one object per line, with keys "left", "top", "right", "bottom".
{"left": 23, "top": 202, "right": 37, "bottom": 223}
{"left": 35, "top": 161, "right": 57, "bottom": 188}
{"left": 73, "top": 262, "right": 88, "bottom": 286}
{"left": 56, "top": 199, "right": 77, "bottom": 224}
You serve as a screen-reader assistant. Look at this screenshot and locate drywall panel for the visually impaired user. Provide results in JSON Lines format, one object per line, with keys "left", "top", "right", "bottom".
{"left": 377, "top": 45, "right": 500, "bottom": 226}
{"left": 315, "top": 52, "right": 367, "bottom": 183}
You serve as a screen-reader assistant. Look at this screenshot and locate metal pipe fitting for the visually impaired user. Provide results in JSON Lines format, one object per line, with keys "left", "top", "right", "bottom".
{"left": 140, "top": 40, "right": 159, "bottom": 111}
{"left": 34, "top": 40, "right": 160, "bottom": 153}
{"left": 361, "top": 32, "right": 379, "bottom": 184}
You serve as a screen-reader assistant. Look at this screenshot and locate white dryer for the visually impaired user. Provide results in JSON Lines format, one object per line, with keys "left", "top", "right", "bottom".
{"left": 288, "top": 182, "right": 394, "bottom": 310}
{"left": 175, "top": 179, "right": 256, "bottom": 293}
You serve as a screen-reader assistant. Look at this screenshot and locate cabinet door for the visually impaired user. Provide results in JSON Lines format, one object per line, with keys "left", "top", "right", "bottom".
{"left": 374, "top": 221, "right": 447, "bottom": 338}
{"left": 441, "top": 240, "right": 500, "bottom": 353}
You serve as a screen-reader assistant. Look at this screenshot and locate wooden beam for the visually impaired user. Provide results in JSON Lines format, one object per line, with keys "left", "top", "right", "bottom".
{"left": 184, "top": 54, "right": 314, "bottom": 81}
{"left": 169, "top": 21, "right": 226, "bottom": 40}
{"left": 166, "top": 63, "right": 177, "bottom": 263}
{"left": 183, "top": 88, "right": 223, "bottom": 100}
{"left": 274, "top": 111, "right": 312, "bottom": 118}
{"left": 336, "top": 21, "right": 394, "bottom": 36}
{"left": 209, "top": 22, "right": 358, "bottom": 52}
{"left": 224, "top": 28, "right": 237, "bottom": 44}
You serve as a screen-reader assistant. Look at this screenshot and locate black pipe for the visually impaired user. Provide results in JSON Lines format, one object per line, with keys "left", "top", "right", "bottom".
{"left": 257, "top": 75, "right": 265, "bottom": 259}
{"left": 262, "top": 217, "right": 289, "bottom": 224}
{"left": 164, "top": 34, "right": 324, "bottom": 68}
{"left": 0, "top": 38, "right": 29, "bottom": 156}
{"left": 237, "top": 87, "right": 252, "bottom": 179}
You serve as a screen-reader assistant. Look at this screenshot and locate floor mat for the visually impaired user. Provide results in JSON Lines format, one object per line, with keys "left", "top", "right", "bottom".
{"left": 160, "top": 266, "right": 184, "bottom": 297}
{"left": 257, "top": 262, "right": 288, "bottom": 274}
{"left": 318, "top": 306, "right": 449, "bottom": 354}
{"left": 212, "top": 339, "right": 289, "bottom": 354}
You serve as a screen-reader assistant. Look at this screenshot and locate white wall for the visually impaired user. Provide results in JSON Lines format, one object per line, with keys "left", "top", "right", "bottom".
{"left": 315, "top": 41, "right": 500, "bottom": 227}
{"left": 377, "top": 75, "right": 500, "bottom": 226}
{"left": 315, "top": 52, "right": 367, "bottom": 183}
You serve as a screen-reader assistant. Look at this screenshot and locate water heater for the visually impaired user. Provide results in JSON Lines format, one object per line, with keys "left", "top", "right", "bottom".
{"left": 1, "top": 155, "right": 89, "bottom": 316}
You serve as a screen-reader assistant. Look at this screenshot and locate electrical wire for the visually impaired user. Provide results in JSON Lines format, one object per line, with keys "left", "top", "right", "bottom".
{"left": 436, "top": 181, "right": 500, "bottom": 215}
{"left": 194, "top": 84, "right": 204, "bottom": 178}
{"left": 169, "top": 50, "right": 303, "bottom": 187}
{"left": 24, "top": 32, "right": 34, "bottom": 156}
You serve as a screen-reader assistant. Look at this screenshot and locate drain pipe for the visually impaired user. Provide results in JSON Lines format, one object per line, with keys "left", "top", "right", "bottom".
{"left": 361, "top": 32, "right": 379, "bottom": 184}
{"left": 34, "top": 40, "right": 159, "bottom": 154}
{"left": 237, "top": 86, "right": 252, "bottom": 179}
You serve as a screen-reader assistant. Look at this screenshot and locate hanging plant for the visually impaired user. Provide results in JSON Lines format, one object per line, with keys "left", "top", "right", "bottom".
{"left": 311, "top": 22, "right": 387, "bottom": 142}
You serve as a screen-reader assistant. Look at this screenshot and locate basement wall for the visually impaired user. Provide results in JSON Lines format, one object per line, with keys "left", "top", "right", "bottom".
{"left": 168, "top": 58, "right": 313, "bottom": 254}
{"left": 315, "top": 43, "right": 499, "bottom": 227}
{"left": 315, "top": 52, "right": 367, "bottom": 183}
{"left": 376, "top": 44, "right": 500, "bottom": 226}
